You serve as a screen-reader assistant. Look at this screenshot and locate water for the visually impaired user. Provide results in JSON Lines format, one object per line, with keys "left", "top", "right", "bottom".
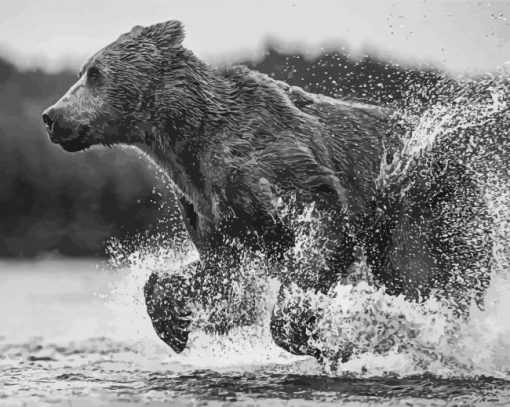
{"left": 0, "top": 258, "right": 509, "bottom": 407}
{"left": 2, "top": 71, "right": 510, "bottom": 406}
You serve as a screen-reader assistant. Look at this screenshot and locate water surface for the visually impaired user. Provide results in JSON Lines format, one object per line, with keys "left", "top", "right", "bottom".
{"left": 1, "top": 259, "right": 509, "bottom": 406}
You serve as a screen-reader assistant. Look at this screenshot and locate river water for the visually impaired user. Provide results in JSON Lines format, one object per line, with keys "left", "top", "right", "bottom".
{"left": 0, "top": 255, "right": 509, "bottom": 407}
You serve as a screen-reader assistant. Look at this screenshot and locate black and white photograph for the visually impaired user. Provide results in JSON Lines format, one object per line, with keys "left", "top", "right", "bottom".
{"left": 1, "top": 1, "right": 509, "bottom": 405}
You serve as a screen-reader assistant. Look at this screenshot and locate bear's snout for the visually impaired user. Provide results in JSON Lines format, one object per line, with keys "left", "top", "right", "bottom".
{"left": 42, "top": 106, "right": 91, "bottom": 152}
{"left": 42, "top": 107, "right": 57, "bottom": 135}
{"left": 42, "top": 106, "right": 74, "bottom": 142}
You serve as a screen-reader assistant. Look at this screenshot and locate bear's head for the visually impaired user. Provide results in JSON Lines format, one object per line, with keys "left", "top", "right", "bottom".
{"left": 42, "top": 20, "right": 190, "bottom": 152}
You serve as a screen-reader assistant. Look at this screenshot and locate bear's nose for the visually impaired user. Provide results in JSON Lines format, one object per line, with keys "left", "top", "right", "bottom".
{"left": 42, "top": 107, "right": 57, "bottom": 131}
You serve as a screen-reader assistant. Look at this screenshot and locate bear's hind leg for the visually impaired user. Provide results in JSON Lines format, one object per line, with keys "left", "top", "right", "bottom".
{"left": 367, "top": 154, "right": 492, "bottom": 310}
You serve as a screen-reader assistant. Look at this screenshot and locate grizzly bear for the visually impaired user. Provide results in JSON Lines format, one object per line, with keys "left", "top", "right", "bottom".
{"left": 42, "top": 20, "right": 492, "bottom": 361}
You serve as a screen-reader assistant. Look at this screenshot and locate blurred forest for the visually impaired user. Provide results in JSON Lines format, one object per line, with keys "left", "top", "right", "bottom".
{"left": 0, "top": 45, "right": 444, "bottom": 258}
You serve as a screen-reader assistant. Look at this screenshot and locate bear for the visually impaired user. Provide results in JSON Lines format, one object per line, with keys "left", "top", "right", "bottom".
{"left": 42, "top": 20, "right": 492, "bottom": 361}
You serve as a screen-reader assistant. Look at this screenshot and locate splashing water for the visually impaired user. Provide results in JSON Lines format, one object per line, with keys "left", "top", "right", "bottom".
{"left": 101, "top": 70, "right": 510, "bottom": 383}
{"left": 2, "top": 71, "right": 510, "bottom": 406}
{"left": 303, "top": 69, "right": 510, "bottom": 378}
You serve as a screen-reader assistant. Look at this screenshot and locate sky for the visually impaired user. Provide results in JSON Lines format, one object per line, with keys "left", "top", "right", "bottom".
{"left": 1, "top": 0, "right": 509, "bottom": 74}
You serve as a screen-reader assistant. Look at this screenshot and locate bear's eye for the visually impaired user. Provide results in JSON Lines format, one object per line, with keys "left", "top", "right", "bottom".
{"left": 86, "top": 66, "right": 101, "bottom": 82}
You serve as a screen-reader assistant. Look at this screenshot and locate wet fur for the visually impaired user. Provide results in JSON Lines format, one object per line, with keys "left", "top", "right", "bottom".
{"left": 44, "top": 21, "right": 492, "bottom": 358}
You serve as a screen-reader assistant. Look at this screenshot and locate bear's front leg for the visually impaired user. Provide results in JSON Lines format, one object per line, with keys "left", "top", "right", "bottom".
{"left": 269, "top": 284, "right": 354, "bottom": 364}
{"left": 269, "top": 207, "right": 358, "bottom": 362}
{"left": 144, "top": 262, "right": 196, "bottom": 353}
{"left": 269, "top": 284, "right": 322, "bottom": 359}
{"left": 144, "top": 252, "right": 262, "bottom": 353}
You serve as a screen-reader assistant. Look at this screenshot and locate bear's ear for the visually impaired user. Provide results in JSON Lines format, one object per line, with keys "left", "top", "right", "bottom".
{"left": 118, "top": 25, "right": 145, "bottom": 42}
{"left": 130, "top": 25, "right": 144, "bottom": 35}
{"left": 143, "top": 20, "right": 185, "bottom": 50}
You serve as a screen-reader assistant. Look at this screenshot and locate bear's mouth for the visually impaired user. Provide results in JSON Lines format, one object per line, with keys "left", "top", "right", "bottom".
{"left": 59, "top": 138, "right": 92, "bottom": 152}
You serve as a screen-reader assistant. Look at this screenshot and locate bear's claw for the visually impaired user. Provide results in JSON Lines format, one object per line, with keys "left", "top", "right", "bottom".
{"left": 144, "top": 272, "right": 192, "bottom": 353}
